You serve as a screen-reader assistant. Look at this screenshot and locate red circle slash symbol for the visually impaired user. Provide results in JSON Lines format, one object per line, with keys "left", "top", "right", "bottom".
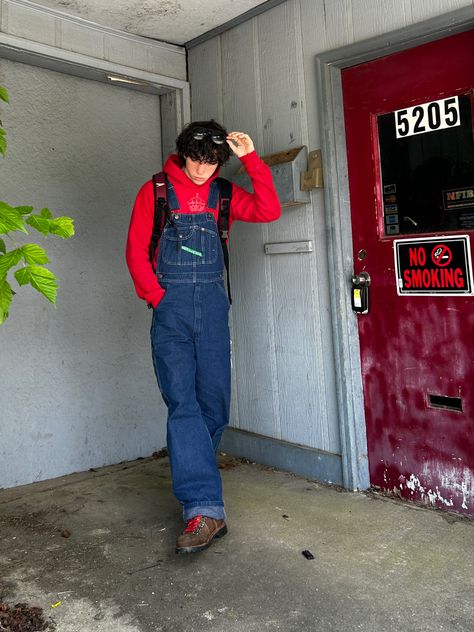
{"left": 431, "top": 244, "right": 452, "bottom": 267}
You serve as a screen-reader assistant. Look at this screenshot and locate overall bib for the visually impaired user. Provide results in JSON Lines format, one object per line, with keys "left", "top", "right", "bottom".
{"left": 150, "top": 180, "right": 231, "bottom": 521}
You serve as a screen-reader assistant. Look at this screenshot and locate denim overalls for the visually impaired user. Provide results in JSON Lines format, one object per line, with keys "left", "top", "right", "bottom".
{"left": 150, "top": 179, "right": 230, "bottom": 521}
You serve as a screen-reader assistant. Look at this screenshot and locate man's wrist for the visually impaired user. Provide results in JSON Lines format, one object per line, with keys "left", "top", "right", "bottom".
{"left": 239, "top": 150, "right": 257, "bottom": 162}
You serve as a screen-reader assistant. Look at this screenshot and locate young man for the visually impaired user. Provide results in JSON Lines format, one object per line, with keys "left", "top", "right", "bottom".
{"left": 126, "top": 120, "right": 280, "bottom": 554}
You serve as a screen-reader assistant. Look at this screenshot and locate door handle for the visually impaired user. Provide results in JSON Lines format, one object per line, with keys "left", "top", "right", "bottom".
{"left": 351, "top": 271, "right": 371, "bottom": 286}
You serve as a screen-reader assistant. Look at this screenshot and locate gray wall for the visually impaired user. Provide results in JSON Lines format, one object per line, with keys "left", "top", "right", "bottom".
{"left": 0, "top": 59, "right": 166, "bottom": 488}
{"left": 188, "top": 0, "right": 473, "bottom": 461}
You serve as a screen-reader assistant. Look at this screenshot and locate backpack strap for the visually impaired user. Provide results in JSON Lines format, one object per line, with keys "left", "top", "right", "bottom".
{"left": 149, "top": 172, "right": 170, "bottom": 271}
{"left": 214, "top": 177, "right": 232, "bottom": 305}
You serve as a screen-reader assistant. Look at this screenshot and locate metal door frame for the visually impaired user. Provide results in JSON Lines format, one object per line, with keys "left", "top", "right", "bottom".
{"left": 315, "top": 6, "right": 474, "bottom": 491}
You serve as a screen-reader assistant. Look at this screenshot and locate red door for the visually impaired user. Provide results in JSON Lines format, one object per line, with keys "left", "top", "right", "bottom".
{"left": 343, "top": 30, "right": 474, "bottom": 514}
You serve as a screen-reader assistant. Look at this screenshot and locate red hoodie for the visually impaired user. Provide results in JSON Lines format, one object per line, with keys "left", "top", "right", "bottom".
{"left": 126, "top": 150, "right": 281, "bottom": 308}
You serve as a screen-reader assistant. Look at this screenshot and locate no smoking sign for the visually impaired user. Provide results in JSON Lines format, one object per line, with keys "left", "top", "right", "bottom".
{"left": 394, "top": 235, "right": 474, "bottom": 296}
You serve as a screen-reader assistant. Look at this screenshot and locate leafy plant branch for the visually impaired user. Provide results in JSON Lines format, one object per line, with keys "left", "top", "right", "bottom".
{"left": 0, "top": 86, "right": 75, "bottom": 324}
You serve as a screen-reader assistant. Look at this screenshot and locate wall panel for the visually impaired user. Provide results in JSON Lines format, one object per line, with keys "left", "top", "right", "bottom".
{"left": 220, "top": 19, "right": 281, "bottom": 437}
{"left": 221, "top": 19, "right": 260, "bottom": 136}
{"left": 411, "top": 0, "right": 472, "bottom": 22}
{"left": 59, "top": 19, "right": 106, "bottom": 59}
{"left": 350, "top": 0, "right": 412, "bottom": 40}
{"left": 188, "top": 38, "right": 222, "bottom": 121}
{"left": 0, "top": 60, "right": 165, "bottom": 488}
{"left": 188, "top": 0, "right": 473, "bottom": 467}
{"left": 257, "top": 1, "right": 303, "bottom": 154}
{"left": 2, "top": 0, "right": 56, "bottom": 46}
{"left": 228, "top": 221, "right": 281, "bottom": 438}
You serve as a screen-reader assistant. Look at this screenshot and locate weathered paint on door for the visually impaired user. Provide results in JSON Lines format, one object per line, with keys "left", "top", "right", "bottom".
{"left": 342, "top": 30, "right": 474, "bottom": 514}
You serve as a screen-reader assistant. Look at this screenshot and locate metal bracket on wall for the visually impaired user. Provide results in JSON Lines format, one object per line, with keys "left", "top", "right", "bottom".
{"left": 233, "top": 146, "right": 311, "bottom": 207}
{"left": 264, "top": 241, "right": 313, "bottom": 255}
{"left": 301, "top": 150, "right": 323, "bottom": 190}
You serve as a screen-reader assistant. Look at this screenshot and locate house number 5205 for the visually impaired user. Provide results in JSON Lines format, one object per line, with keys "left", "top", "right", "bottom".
{"left": 395, "top": 96, "right": 460, "bottom": 139}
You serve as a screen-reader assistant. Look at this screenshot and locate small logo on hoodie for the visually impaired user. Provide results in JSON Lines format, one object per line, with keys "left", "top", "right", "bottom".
{"left": 188, "top": 194, "right": 206, "bottom": 213}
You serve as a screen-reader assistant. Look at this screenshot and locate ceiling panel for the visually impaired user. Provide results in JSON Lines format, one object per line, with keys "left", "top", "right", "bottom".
{"left": 31, "top": 0, "right": 272, "bottom": 45}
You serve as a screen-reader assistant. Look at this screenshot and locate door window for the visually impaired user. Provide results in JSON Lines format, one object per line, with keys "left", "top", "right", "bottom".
{"left": 377, "top": 93, "right": 474, "bottom": 236}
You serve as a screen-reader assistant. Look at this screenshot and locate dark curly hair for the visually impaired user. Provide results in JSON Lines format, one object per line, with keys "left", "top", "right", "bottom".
{"left": 176, "top": 120, "right": 231, "bottom": 167}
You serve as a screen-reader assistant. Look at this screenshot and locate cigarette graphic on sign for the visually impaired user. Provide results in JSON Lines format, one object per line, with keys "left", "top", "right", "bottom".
{"left": 432, "top": 245, "right": 452, "bottom": 267}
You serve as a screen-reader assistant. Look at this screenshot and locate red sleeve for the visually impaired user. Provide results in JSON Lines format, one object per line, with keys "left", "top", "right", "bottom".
{"left": 230, "top": 151, "right": 281, "bottom": 223}
{"left": 125, "top": 180, "right": 165, "bottom": 308}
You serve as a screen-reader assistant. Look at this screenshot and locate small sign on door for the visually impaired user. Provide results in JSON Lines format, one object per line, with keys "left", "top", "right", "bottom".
{"left": 394, "top": 235, "right": 474, "bottom": 295}
{"left": 442, "top": 186, "right": 474, "bottom": 211}
{"left": 394, "top": 96, "right": 461, "bottom": 139}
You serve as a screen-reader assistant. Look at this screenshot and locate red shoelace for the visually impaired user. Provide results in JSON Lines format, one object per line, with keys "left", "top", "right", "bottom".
{"left": 184, "top": 515, "right": 203, "bottom": 533}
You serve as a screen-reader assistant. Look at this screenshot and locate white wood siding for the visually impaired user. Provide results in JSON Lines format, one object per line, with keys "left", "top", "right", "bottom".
{"left": 188, "top": 0, "right": 472, "bottom": 455}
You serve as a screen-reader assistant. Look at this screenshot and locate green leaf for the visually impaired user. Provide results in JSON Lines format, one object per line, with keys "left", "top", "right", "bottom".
{"left": 14, "top": 267, "right": 30, "bottom": 286}
{"left": 0, "top": 238, "right": 5, "bottom": 254}
{"left": 21, "top": 243, "right": 49, "bottom": 265}
{"left": 0, "top": 136, "right": 6, "bottom": 158}
{"left": 26, "top": 214, "right": 50, "bottom": 237}
{"left": 28, "top": 265, "right": 58, "bottom": 304}
{"left": 0, "top": 128, "right": 6, "bottom": 136}
{"left": 0, "top": 203, "right": 28, "bottom": 234}
{"left": 0, "top": 86, "right": 9, "bottom": 103}
{"left": 14, "top": 264, "right": 58, "bottom": 303}
{"left": 0, "top": 248, "right": 22, "bottom": 276}
{"left": 0, "top": 276, "right": 13, "bottom": 324}
{"left": 15, "top": 205, "right": 34, "bottom": 215}
{"left": 49, "top": 216, "right": 75, "bottom": 239}
{"left": 40, "top": 208, "right": 53, "bottom": 219}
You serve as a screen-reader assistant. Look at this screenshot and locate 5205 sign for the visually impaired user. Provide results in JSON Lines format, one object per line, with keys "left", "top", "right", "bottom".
{"left": 395, "top": 96, "right": 460, "bottom": 139}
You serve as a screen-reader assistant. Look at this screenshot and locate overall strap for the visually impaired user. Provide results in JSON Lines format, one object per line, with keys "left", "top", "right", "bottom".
{"left": 214, "top": 177, "right": 232, "bottom": 304}
{"left": 150, "top": 172, "right": 171, "bottom": 270}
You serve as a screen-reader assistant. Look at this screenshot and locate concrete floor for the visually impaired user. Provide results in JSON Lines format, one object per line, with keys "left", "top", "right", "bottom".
{"left": 0, "top": 453, "right": 473, "bottom": 632}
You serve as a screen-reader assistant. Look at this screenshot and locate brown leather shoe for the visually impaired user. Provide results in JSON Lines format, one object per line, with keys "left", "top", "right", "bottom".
{"left": 176, "top": 515, "right": 227, "bottom": 554}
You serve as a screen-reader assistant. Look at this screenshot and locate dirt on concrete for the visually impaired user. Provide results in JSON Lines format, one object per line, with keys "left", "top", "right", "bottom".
{"left": 0, "top": 601, "right": 53, "bottom": 631}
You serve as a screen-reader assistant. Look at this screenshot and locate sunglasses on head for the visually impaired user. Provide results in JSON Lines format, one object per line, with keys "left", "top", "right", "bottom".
{"left": 192, "top": 128, "right": 227, "bottom": 144}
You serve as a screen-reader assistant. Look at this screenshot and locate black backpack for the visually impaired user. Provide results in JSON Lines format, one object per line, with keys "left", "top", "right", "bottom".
{"left": 149, "top": 172, "right": 232, "bottom": 303}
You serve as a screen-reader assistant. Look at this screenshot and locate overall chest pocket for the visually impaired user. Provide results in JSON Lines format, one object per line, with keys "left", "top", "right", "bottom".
{"left": 161, "top": 225, "right": 219, "bottom": 266}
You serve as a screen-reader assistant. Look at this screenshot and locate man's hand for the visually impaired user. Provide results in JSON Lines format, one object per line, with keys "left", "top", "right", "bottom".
{"left": 226, "top": 132, "right": 255, "bottom": 158}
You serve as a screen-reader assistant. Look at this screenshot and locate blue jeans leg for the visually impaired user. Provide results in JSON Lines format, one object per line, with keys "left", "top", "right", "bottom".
{"left": 151, "top": 283, "right": 228, "bottom": 521}
{"left": 195, "top": 282, "right": 231, "bottom": 452}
